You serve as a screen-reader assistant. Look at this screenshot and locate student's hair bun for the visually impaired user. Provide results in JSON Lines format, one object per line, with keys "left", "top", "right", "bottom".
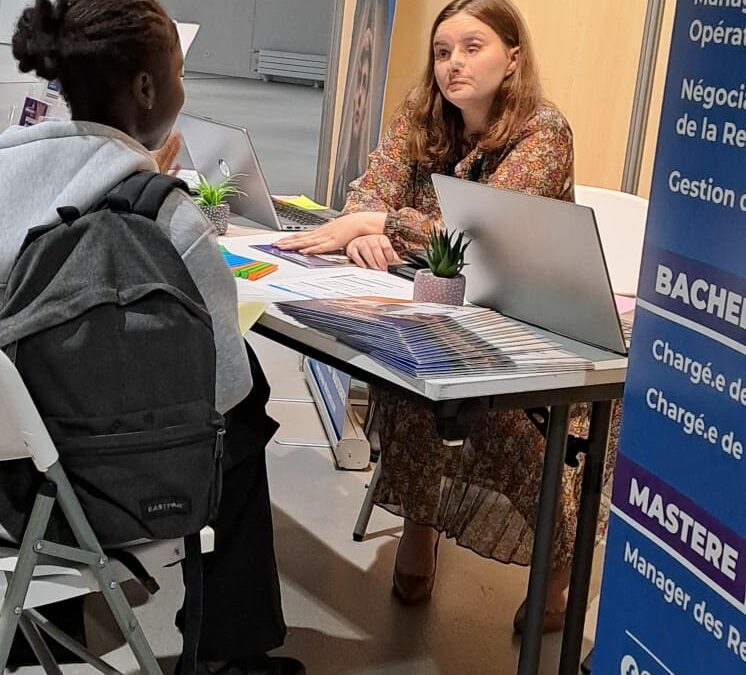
{"left": 12, "top": 0, "right": 68, "bottom": 81}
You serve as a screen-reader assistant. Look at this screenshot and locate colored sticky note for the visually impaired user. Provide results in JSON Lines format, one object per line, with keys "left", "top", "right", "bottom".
{"left": 275, "top": 195, "right": 328, "bottom": 211}
{"left": 237, "top": 263, "right": 265, "bottom": 278}
{"left": 247, "top": 264, "right": 277, "bottom": 281}
{"left": 222, "top": 247, "right": 277, "bottom": 281}
{"left": 221, "top": 246, "right": 257, "bottom": 270}
{"left": 237, "top": 302, "right": 267, "bottom": 333}
{"left": 234, "top": 261, "right": 267, "bottom": 274}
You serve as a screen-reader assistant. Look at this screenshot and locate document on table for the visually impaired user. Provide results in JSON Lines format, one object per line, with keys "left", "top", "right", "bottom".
{"left": 266, "top": 271, "right": 413, "bottom": 300}
{"left": 236, "top": 270, "right": 413, "bottom": 303}
{"left": 175, "top": 168, "right": 200, "bottom": 190}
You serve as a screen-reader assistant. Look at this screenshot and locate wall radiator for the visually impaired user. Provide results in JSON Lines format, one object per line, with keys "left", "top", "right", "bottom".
{"left": 256, "top": 50, "right": 327, "bottom": 86}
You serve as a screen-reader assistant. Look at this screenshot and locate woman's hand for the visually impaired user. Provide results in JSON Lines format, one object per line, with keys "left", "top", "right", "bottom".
{"left": 275, "top": 211, "right": 386, "bottom": 255}
{"left": 346, "top": 234, "right": 401, "bottom": 271}
{"left": 152, "top": 131, "right": 182, "bottom": 175}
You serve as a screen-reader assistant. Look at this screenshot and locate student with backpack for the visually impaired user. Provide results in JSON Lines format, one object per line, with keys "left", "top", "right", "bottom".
{"left": 0, "top": 1, "right": 303, "bottom": 673}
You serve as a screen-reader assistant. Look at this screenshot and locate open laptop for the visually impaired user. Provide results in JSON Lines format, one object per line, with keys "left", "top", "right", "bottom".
{"left": 177, "top": 112, "right": 336, "bottom": 231}
{"left": 432, "top": 175, "right": 628, "bottom": 355}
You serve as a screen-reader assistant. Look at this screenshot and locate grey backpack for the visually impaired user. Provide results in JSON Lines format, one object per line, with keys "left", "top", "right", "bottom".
{"left": 0, "top": 171, "right": 224, "bottom": 547}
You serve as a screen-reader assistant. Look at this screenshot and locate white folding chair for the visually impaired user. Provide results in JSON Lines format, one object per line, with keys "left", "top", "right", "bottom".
{"left": 574, "top": 185, "right": 649, "bottom": 296}
{"left": 0, "top": 350, "right": 213, "bottom": 675}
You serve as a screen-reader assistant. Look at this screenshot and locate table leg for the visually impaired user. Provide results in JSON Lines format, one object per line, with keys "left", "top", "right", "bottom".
{"left": 363, "top": 398, "right": 378, "bottom": 436}
{"left": 558, "top": 400, "right": 614, "bottom": 675}
{"left": 517, "top": 404, "right": 571, "bottom": 675}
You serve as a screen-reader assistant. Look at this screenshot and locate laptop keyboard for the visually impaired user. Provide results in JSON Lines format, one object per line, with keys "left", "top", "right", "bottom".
{"left": 272, "top": 199, "right": 332, "bottom": 228}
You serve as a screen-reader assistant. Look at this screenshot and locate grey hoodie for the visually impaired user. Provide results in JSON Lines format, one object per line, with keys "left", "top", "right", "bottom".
{"left": 0, "top": 120, "right": 251, "bottom": 413}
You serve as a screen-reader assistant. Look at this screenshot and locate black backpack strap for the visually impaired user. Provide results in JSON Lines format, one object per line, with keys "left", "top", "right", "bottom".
{"left": 106, "top": 171, "right": 189, "bottom": 221}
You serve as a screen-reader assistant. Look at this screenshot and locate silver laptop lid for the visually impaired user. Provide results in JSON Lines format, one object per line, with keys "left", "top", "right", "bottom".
{"left": 177, "top": 112, "right": 282, "bottom": 229}
{"left": 432, "top": 174, "right": 627, "bottom": 355}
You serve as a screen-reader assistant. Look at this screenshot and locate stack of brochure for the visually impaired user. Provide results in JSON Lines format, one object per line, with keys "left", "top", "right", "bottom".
{"left": 277, "top": 297, "right": 592, "bottom": 378}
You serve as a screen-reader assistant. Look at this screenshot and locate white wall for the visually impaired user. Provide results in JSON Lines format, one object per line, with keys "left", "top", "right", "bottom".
{"left": 0, "top": 0, "right": 28, "bottom": 44}
{"left": 160, "top": 0, "right": 333, "bottom": 78}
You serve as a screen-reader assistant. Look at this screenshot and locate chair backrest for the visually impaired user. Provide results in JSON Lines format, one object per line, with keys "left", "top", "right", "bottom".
{"left": 0, "top": 350, "right": 58, "bottom": 471}
{"left": 575, "top": 185, "right": 649, "bottom": 297}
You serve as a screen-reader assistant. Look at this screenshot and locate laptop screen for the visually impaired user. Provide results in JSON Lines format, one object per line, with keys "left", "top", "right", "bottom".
{"left": 177, "top": 112, "right": 281, "bottom": 229}
{"left": 433, "top": 175, "right": 627, "bottom": 355}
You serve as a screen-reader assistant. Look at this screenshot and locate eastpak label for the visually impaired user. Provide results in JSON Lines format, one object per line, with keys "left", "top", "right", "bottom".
{"left": 140, "top": 496, "right": 191, "bottom": 520}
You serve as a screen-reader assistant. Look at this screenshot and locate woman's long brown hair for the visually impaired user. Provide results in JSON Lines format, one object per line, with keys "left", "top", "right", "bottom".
{"left": 406, "top": 0, "right": 544, "bottom": 167}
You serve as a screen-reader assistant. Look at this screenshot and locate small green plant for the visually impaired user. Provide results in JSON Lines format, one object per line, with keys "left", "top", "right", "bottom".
{"left": 193, "top": 174, "right": 246, "bottom": 207}
{"left": 425, "top": 229, "right": 471, "bottom": 278}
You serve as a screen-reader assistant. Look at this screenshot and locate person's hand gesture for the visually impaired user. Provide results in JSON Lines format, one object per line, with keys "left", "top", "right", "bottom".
{"left": 152, "top": 131, "right": 182, "bottom": 175}
{"left": 275, "top": 212, "right": 386, "bottom": 255}
{"left": 346, "top": 234, "right": 401, "bottom": 271}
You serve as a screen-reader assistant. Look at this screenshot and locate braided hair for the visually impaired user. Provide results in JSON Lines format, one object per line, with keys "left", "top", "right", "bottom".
{"left": 12, "top": 0, "right": 178, "bottom": 121}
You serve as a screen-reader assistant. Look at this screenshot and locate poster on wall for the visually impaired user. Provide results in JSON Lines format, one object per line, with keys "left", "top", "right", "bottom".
{"left": 329, "top": 0, "right": 397, "bottom": 211}
{"left": 593, "top": 3, "right": 745, "bottom": 675}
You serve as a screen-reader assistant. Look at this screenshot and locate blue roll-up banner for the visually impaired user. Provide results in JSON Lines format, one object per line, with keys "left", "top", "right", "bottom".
{"left": 593, "top": 4, "right": 745, "bottom": 674}
{"left": 307, "top": 359, "right": 352, "bottom": 440}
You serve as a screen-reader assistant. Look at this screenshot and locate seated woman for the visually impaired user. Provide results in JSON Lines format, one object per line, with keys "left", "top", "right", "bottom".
{"left": 278, "top": 0, "right": 619, "bottom": 632}
{"left": 1, "top": 1, "right": 301, "bottom": 672}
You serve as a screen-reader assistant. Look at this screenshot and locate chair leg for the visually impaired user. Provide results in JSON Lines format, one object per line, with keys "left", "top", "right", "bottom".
{"left": 18, "top": 614, "right": 63, "bottom": 675}
{"left": 45, "top": 464, "right": 163, "bottom": 675}
{"left": 353, "top": 458, "right": 382, "bottom": 542}
{"left": 0, "top": 483, "right": 56, "bottom": 672}
{"left": 26, "top": 609, "right": 122, "bottom": 675}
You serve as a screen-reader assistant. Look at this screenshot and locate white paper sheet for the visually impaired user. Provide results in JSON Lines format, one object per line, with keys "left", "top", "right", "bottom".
{"left": 175, "top": 22, "right": 200, "bottom": 59}
{"left": 257, "top": 270, "right": 414, "bottom": 302}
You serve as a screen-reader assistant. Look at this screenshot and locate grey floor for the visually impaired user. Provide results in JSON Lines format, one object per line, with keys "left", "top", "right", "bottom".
{"left": 1, "top": 44, "right": 603, "bottom": 675}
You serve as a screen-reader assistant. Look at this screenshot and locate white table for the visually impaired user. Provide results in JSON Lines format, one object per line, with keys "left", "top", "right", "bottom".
{"left": 222, "top": 227, "right": 628, "bottom": 675}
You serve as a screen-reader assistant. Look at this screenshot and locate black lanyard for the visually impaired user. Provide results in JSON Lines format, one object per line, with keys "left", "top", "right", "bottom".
{"left": 468, "top": 151, "right": 486, "bottom": 182}
{"left": 445, "top": 151, "right": 485, "bottom": 181}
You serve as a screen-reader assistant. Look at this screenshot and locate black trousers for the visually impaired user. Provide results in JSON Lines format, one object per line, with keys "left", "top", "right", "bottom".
{"left": 184, "top": 344, "right": 287, "bottom": 661}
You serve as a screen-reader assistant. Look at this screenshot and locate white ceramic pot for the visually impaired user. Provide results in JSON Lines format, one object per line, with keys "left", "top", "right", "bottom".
{"left": 412, "top": 269, "right": 466, "bottom": 306}
{"left": 198, "top": 203, "right": 230, "bottom": 235}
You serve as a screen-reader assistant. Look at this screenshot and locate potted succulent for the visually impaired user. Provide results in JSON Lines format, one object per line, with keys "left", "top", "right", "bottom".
{"left": 193, "top": 174, "right": 245, "bottom": 235}
{"left": 412, "top": 229, "right": 471, "bottom": 306}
